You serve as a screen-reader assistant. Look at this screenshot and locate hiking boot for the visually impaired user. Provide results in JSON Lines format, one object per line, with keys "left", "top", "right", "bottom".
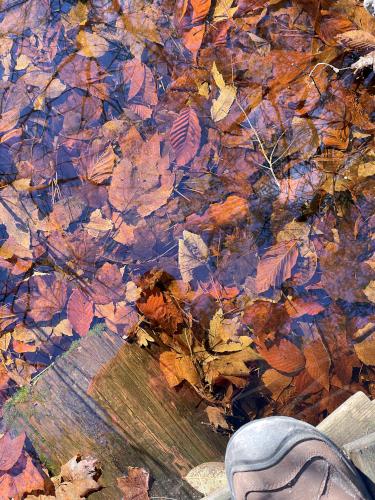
{"left": 225, "top": 416, "right": 372, "bottom": 499}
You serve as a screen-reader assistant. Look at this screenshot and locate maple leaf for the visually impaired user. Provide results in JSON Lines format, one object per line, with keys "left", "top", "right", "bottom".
{"left": 117, "top": 467, "right": 150, "bottom": 500}
{"left": 303, "top": 339, "right": 331, "bottom": 391}
{"left": 257, "top": 339, "right": 305, "bottom": 374}
{"left": 178, "top": 230, "right": 208, "bottom": 283}
{"left": 29, "top": 276, "right": 68, "bottom": 322}
{"left": 67, "top": 289, "right": 94, "bottom": 337}
{"left": 170, "top": 107, "right": 201, "bottom": 166}
{"left": 256, "top": 240, "right": 299, "bottom": 293}
{"left": 160, "top": 351, "right": 200, "bottom": 387}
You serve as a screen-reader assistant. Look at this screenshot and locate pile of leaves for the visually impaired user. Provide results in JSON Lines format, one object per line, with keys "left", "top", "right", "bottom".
{"left": 0, "top": 431, "right": 102, "bottom": 499}
{"left": 0, "top": 0, "right": 373, "bottom": 435}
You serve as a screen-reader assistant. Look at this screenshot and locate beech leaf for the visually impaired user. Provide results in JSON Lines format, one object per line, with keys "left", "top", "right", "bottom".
{"left": 303, "top": 339, "right": 331, "bottom": 391}
{"left": 178, "top": 230, "right": 208, "bottom": 283}
{"left": 0, "top": 431, "right": 25, "bottom": 472}
{"left": 170, "top": 107, "right": 201, "bottom": 165}
{"left": 256, "top": 240, "right": 299, "bottom": 293}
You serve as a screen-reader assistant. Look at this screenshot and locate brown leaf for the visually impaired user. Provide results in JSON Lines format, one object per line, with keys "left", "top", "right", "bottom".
{"left": 205, "top": 406, "right": 230, "bottom": 430}
{"left": 159, "top": 351, "right": 200, "bottom": 387}
{"left": 354, "top": 331, "right": 375, "bottom": 366}
{"left": 56, "top": 455, "right": 102, "bottom": 499}
{"left": 256, "top": 240, "right": 299, "bottom": 293}
{"left": 29, "top": 276, "right": 68, "bottom": 322}
{"left": 257, "top": 339, "right": 305, "bottom": 374}
{"left": 0, "top": 431, "right": 25, "bottom": 472}
{"left": 303, "top": 339, "right": 331, "bottom": 391}
{"left": 262, "top": 369, "right": 292, "bottom": 400}
{"left": 0, "top": 453, "right": 47, "bottom": 500}
{"left": 170, "top": 107, "right": 201, "bottom": 166}
{"left": 123, "top": 59, "right": 157, "bottom": 106}
{"left": 117, "top": 467, "right": 149, "bottom": 500}
{"left": 336, "top": 29, "right": 375, "bottom": 52}
{"left": 186, "top": 195, "right": 249, "bottom": 231}
{"left": 67, "top": 289, "right": 94, "bottom": 337}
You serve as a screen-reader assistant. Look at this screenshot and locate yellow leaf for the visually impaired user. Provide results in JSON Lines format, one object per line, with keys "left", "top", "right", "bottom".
{"left": 136, "top": 328, "right": 154, "bottom": 347}
{"left": 211, "top": 84, "right": 236, "bottom": 122}
{"left": 67, "top": 1, "right": 88, "bottom": 26}
{"left": 211, "top": 62, "right": 226, "bottom": 90}
{"left": 15, "top": 54, "right": 31, "bottom": 70}
{"left": 197, "top": 81, "right": 209, "bottom": 98}
{"left": 0, "top": 332, "right": 11, "bottom": 351}
{"left": 358, "top": 161, "right": 375, "bottom": 178}
{"left": 77, "top": 30, "right": 109, "bottom": 58}
{"left": 213, "top": 0, "right": 238, "bottom": 22}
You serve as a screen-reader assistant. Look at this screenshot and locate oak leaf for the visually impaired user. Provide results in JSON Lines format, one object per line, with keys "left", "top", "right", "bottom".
{"left": 256, "top": 240, "right": 299, "bottom": 293}
{"left": 303, "top": 339, "right": 331, "bottom": 391}
{"left": 67, "top": 289, "right": 94, "bottom": 337}
{"left": 170, "top": 107, "right": 201, "bottom": 166}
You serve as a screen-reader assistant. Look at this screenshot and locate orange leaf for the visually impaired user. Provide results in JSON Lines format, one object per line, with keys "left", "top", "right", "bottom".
{"left": 262, "top": 369, "right": 292, "bottom": 400}
{"left": 186, "top": 195, "right": 249, "bottom": 230}
{"left": 256, "top": 240, "right": 299, "bottom": 293}
{"left": 258, "top": 339, "right": 305, "bottom": 374}
{"left": 117, "top": 467, "right": 150, "bottom": 500}
{"left": 0, "top": 453, "right": 47, "bottom": 500}
{"left": 285, "top": 297, "right": 325, "bottom": 318}
{"left": 67, "top": 289, "right": 94, "bottom": 337}
{"left": 303, "top": 339, "right": 331, "bottom": 391}
{"left": 12, "top": 340, "right": 36, "bottom": 353}
{"left": 191, "top": 0, "right": 211, "bottom": 24}
{"left": 170, "top": 107, "right": 201, "bottom": 166}
{"left": 123, "top": 59, "right": 157, "bottom": 105}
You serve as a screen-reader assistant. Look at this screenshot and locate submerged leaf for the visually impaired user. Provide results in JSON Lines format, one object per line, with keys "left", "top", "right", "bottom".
{"left": 178, "top": 230, "right": 208, "bottom": 283}
{"left": 256, "top": 241, "right": 299, "bottom": 293}
{"left": 170, "top": 107, "right": 201, "bottom": 165}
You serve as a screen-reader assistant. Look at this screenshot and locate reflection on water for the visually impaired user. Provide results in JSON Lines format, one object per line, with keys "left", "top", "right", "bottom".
{"left": 0, "top": 0, "right": 374, "bottom": 427}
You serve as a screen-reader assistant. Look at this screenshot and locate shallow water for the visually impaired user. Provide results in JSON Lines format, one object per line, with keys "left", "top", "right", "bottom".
{"left": 0, "top": 0, "right": 374, "bottom": 428}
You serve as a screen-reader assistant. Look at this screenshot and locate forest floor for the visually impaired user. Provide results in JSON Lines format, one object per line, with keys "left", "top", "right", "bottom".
{"left": 0, "top": 0, "right": 374, "bottom": 497}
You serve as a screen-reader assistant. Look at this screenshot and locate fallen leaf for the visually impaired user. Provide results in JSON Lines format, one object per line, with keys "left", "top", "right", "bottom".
{"left": 257, "top": 339, "right": 305, "bottom": 374}
{"left": 178, "top": 230, "right": 208, "bottom": 283}
{"left": 262, "top": 369, "right": 292, "bottom": 400}
{"left": 354, "top": 332, "right": 375, "bottom": 366}
{"left": 211, "top": 62, "right": 237, "bottom": 122}
{"left": 285, "top": 297, "right": 325, "bottom": 318}
{"left": 29, "top": 276, "right": 68, "bottom": 322}
{"left": 77, "top": 30, "right": 109, "bottom": 58}
{"left": 256, "top": 240, "right": 299, "bottom": 293}
{"left": 117, "top": 467, "right": 149, "bottom": 500}
{"left": 160, "top": 351, "right": 200, "bottom": 387}
{"left": 0, "top": 431, "right": 25, "bottom": 472}
{"left": 303, "top": 339, "right": 331, "bottom": 391}
{"left": 170, "top": 107, "right": 201, "bottom": 165}
{"left": 67, "top": 289, "right": 94, "bottom": 337}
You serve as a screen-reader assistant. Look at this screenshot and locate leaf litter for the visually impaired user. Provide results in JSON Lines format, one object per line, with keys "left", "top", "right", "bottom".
{"left": 0, "top": 0, "right": 373, "bottom": 495}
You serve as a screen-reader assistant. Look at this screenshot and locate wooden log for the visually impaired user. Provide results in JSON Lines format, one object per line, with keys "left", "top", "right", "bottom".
{"left": 4, "top": 330, "right": 227, "bottom": 499}
{"left": 317, "top": 392, "right": 375, "bottom": 448}
{"left": 343, "top": 432, "right": 375, "bottom": 497}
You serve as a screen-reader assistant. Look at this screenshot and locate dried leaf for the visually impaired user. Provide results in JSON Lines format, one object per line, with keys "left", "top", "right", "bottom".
{"left": 336, "top": 29, "right": 375, "bottom": 52}
{"left": 285, "top": 297, "right": 325, "bottom": 318}
{"left": 160, "top": 351, "right": 200, "bottom": 387}
{"left": 354, "top": 332, "right": 375, "bottom": 366}
{"left": 257, "top": 339, "right": 305, "bottom": 374}
{"left": 178, "top": 230, "right": 208, "bottom": 283}
{"left": 191, "top": 0, "right": 211, "bottom": 24}
{"left": 170, "top": 107, "right": 201, "bottom": 165}
{"left": 77, "top": 30, "right": 109, "bottom": 58}
{"left": 29, "top": 276, "right": 68, "bottom": 322}
{"left": 351, "top": 50, "right": 375, "bottom": 72}
{"left": 0, "top": 431, "right": 25, "bottom": 472}
{"left": 262, "top": 369, "right": 292, "bottom": 400}
{"left": 213, "top": 0, "right": 238, "bottom": 21}
{"left": 256, "top": 240, "right": 299, "bottom": 293}
{"left": 303, "top": 339, "right": 331, "bottom": 391}
{"left": 67, "top": 289, "right": 94, "bottom": 337}
{"left": 117, "top": 467, "right": 149, "bottom": 500}
{"left": 211, "top": 63, "right": 237, "bottom": 122}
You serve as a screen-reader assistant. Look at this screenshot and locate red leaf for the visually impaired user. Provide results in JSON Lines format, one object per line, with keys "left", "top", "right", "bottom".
{"left": 303, "top": 339, "right": 331, "bottom": 391}
{"left": 117, "top": 467, "right": 150, "bottom": 500}
{"left": 285, "top": 297, "right": 325, "bottom": 318}
{"left": 0, "top": 432, "right": 25, "bottom": 472}
{"left": 256, "top": 240, "right": 299, "bottom": 293}
{"left": 170, "top": 107, "right": 201, "bottom": 166}
{"left": 67, "top": 289, "right": 94, "bottom": 337}
{"left": 191, "top": 0, "right": 211, "bottom": 24}
{"left": 258, "top": 339, "right": 305, "bottom": 374}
